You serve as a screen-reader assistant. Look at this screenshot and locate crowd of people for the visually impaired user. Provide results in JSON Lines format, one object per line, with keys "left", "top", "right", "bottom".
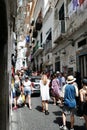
{"left": 11, "top": 69, "right": 87, "bottom": 130}
{"left": 12, "top": 69, "right": 33, "bottom": 110}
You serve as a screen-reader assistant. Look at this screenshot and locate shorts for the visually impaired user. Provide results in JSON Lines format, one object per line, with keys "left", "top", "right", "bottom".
{"left": 15, "top": 90, "right": 21, "bottom": 97}
{"left": 12, "top": 92, "right": 16, "bottom": 98}
{"left": 12, "top": 90, "right": 20, "bottom": 98}
{"left": 62, "top": 105, "right": 76, "bottom": 115}
{"left": 24, "top": 88, "right": 31, "bottom": 96}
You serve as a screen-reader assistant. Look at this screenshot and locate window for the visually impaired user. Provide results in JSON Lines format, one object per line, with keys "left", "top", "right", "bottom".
{"left": 59, "top": 3, "right": 64, "bottom": 20}
{"left": 55, "top": 61, "right": 60, "bottom": 72}
{"left": 78, "top": 39, "right": 86, "bottom": 48}
{"left": 40, "top": 32, "right": 42, "bottom": 43}
{"left": 47, "top": 55, "right": 49, "bottom": 60}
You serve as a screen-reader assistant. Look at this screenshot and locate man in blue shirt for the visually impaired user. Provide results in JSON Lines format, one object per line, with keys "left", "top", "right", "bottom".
{"left": 60, "top": 75, "right": 78, "bottom": 130}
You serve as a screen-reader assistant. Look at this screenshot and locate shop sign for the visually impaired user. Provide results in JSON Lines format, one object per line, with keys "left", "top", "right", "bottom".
{"left": 26, "top": 36, "right": 30, "bottom": 43}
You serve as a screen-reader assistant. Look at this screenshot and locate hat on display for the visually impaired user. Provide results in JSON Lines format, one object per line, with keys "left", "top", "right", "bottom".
{"left": 66, "top": 75, "right": 76, "bottom": 83}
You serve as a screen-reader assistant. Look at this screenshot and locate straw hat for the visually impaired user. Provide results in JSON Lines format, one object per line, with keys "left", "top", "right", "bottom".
{"left": 66, "top": 75, "right": 76, "bottom": 83}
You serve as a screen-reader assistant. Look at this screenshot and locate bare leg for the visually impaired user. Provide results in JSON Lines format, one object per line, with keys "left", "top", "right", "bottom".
{"left": 62, "top": 113, "right": 66, "bottom": 126}
{"left": 28, "top": 95, "right": 32, "bottom": 109}
{"left": 13, "top": 97, "right": 18, "bottom": 110}
{"left": 42, "top": 101, "right": 45, "bottom": 112}
{"left": 53, "top": 97, "right": 56, "bottom": 105}
{"left": 45, "top": 100, "right": 49, "bottom": 115}
{"left": 45, "top": 100, "right": 48, "bottom": 111}
{"left": 70, "top": 114, "right": 74, "bottom": 129}
{"left": 24, "top": 95, "right": 27, "bottom": 106}
{"left": 14, "top": 97, "right": 17, "bottom": 107}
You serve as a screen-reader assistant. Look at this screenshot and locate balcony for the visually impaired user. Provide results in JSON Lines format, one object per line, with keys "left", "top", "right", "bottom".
{"left": 53, "top": 20, "right": 66, "bottom": 43}
{"left": 32, "top": 42, "right": 43, "bottom": 56}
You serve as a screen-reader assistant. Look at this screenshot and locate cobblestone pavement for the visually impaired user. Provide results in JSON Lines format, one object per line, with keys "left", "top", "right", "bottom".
{"left": 10, "top": 96, "right": 85, "bottom": 130}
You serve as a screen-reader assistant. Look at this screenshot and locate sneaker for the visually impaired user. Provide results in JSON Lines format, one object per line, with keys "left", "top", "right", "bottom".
{"left": 60, "top": 125, "right": 68, "bottom": 130}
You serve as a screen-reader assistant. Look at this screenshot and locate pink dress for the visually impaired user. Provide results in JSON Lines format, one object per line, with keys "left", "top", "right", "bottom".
{"left": 52, "top": 78, "right": 60, "bottom": 97}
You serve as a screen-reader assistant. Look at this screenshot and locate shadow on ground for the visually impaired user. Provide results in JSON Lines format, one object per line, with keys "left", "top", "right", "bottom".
{"left": 53, "top": 116, "right": 86, "bottom": 130}
{"left": 35, "top": 105, "right": 42, "bottom": 112}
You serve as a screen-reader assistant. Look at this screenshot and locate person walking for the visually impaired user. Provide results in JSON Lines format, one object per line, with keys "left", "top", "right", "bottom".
{"left": 40, "top": 73, "right": 50, "bottom": 115}
{"left": 13, "top": 74, "right": 21, "bottom": 110}
{"left": 51, "top": 73, "right": 60, "bottom": 105}
{"left": 22, "top": 75, "right": 33, "bottom": 110}
{"left": 59, "top": 72, "right": 66, "bottom": 107}
{"left": 79, "top": 78, "right": 87, "bottom": 130}
{"left": 60, "top": 75, "right": 78, "bottom": 130}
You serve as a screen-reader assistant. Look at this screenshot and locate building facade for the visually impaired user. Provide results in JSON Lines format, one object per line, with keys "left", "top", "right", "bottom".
{"left": 29, "top": 0, "right": 54, "bottom": 74}
{"left": 28, "top": 0, "right": 87, "bottom": 78}
{"left": 52, "top": 0, "right": 87, "bottom": 78}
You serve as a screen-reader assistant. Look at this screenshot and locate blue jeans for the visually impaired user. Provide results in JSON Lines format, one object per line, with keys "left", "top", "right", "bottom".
{"left": 24, "top": 88, "right": 31, "bottom": 96}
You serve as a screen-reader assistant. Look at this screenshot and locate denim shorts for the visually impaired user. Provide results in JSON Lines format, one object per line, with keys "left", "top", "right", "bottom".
{"left": 12, "top": 92, "right": 16, "bottom": 98}
{"left": 12, "top": 90, "right": 20, "bottom": 98}
{"left": 24, "top": 88, "right": 31, "bottom": 96}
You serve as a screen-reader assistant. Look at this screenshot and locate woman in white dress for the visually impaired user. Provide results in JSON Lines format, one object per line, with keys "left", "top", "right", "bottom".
{"left": 40, "top": 74, "right": 50, "bottom": 115}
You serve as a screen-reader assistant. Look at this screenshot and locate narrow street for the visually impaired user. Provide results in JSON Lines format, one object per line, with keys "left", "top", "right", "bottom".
{"left": 11, "top": 95, "right": 85, "bottom": 130}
